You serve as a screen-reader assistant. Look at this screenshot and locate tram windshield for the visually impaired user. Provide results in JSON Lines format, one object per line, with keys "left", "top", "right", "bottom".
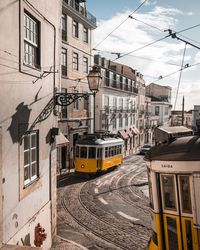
{"left": 161, "top": 175, "right": 177, "bottom": 211}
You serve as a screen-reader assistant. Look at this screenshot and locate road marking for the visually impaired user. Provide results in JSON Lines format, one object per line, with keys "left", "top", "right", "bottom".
{"left": 117, "top": 211, "right": 139, "bottom": 222}
{"left": 94, "top": 188, "right": 99, "bottom": 194}
{"left": 98, "top": 197, "right": 108, "bottom": 205}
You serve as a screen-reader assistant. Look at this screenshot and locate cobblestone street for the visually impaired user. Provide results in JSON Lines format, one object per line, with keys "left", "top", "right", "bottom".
{"left": 52, "top": 155, "right": 151, "bottom": 250}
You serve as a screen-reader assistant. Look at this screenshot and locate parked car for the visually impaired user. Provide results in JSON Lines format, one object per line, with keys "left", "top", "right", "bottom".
{"left": 139, "top": 144, "right": 151, "bottom": 155}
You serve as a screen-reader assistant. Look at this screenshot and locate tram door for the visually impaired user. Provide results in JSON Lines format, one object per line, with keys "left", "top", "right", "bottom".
{"left": 160, "top": 174, "right": 197, "bottom": 250}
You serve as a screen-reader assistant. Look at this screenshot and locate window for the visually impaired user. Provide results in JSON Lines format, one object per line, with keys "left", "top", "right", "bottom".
{"left": 62, "top": 13, "right": 67, "bottom": 41}
{"left": 148, "top": 169, "right": 154, "bottom": 209}
{"left": 119, "top": 98, "right": 123, "bottom": 110}
{"left": 112, "top": 116, "right": 116, "bottom": 129}
{"left": 88, "top": 147, "right": 96, "bottom": 159}
{"left": 80, "top": 147, "right": 87, "bottom": 158}
{"left": 73, "top": 90, "right": 79, "bottom": 110}
{"left": 155, "top": 106, "right": 160, "bottom": 116}
{"left": 83, "top": 27, "right": 88, "bottom": 43}
{"left": 113, "top": 97, "right": 117, "bottom": 110}
{"left": 83, "top": 57, "right": 88, "bottom": 73}
{"left": 119, "top": 114, "right": 123, "bottom": 128}
{"left": 179, "top": 176, "right": 192, "bottom": 214}
{"left": 105, "top": 147, "right": 109, "bottom": 158}
{"left": 72, "top": 20, "right": 79, "bottom": 38}
{"left": 97, "top": 148, "right": 103, "bottom": 158}
{"left": 24, "top": 12, "right": 40, "bottom": 68}
{"left": 61, "top": 48, "right": 67, "bottom": 76}
{"left": 23, "top": 130, "right": 39, "bottom": 186}
{"left": 125, "top": 114, "right": 128, "bottom": 126}
{"left": 76, "top": 146, "right": 80, "bottom": 157}
{"left": 104, "top": 96, "right": 109, "bottom": 108}
{"left": 165, "top": 106, "right": 168, "bottom": 115}
{"left": 73, "top": 52, "right": 79, "bottom": 71}
{"left": 61, "top": 88, "right": 67, "bottom": 119}
{"left": 162, "top": 175, "right": 177, "bottom": 211}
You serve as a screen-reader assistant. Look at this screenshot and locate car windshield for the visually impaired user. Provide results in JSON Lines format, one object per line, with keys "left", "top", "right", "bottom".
{"left": 143, "top": 145, "right": 151, "bottom": 149}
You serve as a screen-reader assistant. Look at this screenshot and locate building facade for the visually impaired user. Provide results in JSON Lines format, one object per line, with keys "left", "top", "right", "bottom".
{"left": 171, "top": 110, "right": 192, "bottom": 128}
{"left": 146, "top": 83, "right": 172, "bottom": 127}
{"left": 0, "top": 0, "right": 61, "bottom": 248}
{"left": 58, "top": 0, "right": 96, "bottom": 172}
{"left": 192, "top": 105, "right": 200, "bottom": 132}
{"left": 94, "top": 55, "right": 145, "bottom": 156}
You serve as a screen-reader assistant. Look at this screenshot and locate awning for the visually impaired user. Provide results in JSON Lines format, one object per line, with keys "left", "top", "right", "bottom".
{"left": 118, "top": 129, "right": 129, "bottom": 140}
{"left": 56, "top": 132, "right": 69, "bottom": 147}
{"left": 132, "top": 127, "right": 140, "bottom": 135}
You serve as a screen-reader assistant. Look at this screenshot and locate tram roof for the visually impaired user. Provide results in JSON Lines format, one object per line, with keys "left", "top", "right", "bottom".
{"left": 145, "top": 135, "right": 200, "bottom": 161}
{"left": 76, "top": 136, "right": 124, "bottom": 146}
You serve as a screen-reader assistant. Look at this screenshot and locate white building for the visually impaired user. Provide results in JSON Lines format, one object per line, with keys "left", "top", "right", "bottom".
{"left": 192, "top": 105, "right": 200, "bottom": 132}
{"left": 0, "top": 0, "right": 61, "bottom": 248}
{"left": 94, "top": 55, "right": 144, "bottom": 156}
{"left": 146, "top": 83, "right": 172, "bottom": 127}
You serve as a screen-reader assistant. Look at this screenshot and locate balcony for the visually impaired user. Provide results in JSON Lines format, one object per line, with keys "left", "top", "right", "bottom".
{"left": 63, "top": 0, "right": 96, "bottom": 27}
{"left": 102, "top": 80, "right": 138, "bottom": 94}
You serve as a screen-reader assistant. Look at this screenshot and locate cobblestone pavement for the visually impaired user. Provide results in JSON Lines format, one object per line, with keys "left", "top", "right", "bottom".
{"left": 52, "top": 155, "right": 151, "bottom": 250}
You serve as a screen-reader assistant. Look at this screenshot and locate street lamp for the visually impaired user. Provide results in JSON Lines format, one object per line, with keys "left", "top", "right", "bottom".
{"left": 54, "top": 66, "right": 101, "bottom": 133}
{"left": 87, "top": 66, "right": 101, "bottom": 132}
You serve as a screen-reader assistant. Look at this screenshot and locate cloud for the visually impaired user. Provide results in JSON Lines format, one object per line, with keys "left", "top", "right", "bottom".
{"left": 93, "top": 6, "right": 200, "bottom": 110}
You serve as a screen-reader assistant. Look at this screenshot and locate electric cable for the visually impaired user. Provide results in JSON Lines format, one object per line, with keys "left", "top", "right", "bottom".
{"left": 93, "top": 0, "right": 148, "bottom": 49}
{"left": 174, "top": 42, "right": 187, "bottom": 110}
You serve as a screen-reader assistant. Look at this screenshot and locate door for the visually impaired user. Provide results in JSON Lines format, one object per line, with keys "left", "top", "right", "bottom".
{"left": 160, "top": 174, "right": 197, "bottom": 250}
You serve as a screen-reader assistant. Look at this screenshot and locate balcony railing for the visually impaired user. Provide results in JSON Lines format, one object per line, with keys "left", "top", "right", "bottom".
{"left": 102, "top": 77, "right": 138, "bottom": 94}
{"left": 63, "top": 0, "right": 96, "bottom": 26}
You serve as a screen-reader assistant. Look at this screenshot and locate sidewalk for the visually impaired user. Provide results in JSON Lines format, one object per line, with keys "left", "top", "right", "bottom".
{"left": 51, "top": 235, "right": 88, "bottom": 250}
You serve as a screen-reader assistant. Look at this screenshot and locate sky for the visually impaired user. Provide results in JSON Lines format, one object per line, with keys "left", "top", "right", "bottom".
{"left": 87, "top": 0, "right": 200, "bottom": 111}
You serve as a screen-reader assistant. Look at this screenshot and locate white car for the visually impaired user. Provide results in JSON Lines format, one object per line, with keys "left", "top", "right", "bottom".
{"left": 140, "top": 144, "right": 151, "bottom": 155}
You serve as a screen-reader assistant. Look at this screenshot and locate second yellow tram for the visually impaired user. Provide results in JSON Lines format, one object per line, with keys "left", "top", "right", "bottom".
{"left": 75, "top": 133, "right": 124, "bottom": 174}
{"left": 145, "top": 135, "right": 200, "bottom": 250}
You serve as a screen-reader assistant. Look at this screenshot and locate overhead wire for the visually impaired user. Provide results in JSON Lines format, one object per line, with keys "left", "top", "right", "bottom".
{"left": 93, "top": 0, "right": 149, "bottom": 49}
{"left": 173, "top": 43, "right": 187, "bottom": 110}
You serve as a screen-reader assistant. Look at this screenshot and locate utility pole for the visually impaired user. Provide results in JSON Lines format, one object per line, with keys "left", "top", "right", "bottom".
{"left": 182, "top": 96, "right": 185, "bottom": 126}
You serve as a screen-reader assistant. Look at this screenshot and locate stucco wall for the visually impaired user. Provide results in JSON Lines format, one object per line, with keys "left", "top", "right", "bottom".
{"left": 0, "top": 0, "right": 61, "bottom": 248}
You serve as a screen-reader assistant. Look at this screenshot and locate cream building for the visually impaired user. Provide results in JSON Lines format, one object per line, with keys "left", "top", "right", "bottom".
{"left": 0, "top": 0, "right": 61, "bottom": 248}
{"left": 58, "top": 0, "right": 96, "bottom": 172}
{"left": 94, "top": 55, "right": 144, "bottom": 156}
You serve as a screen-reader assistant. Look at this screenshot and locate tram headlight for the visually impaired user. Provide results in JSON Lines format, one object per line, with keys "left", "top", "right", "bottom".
{"left": 81, "top": 164, "right": 85, "bottom": 168}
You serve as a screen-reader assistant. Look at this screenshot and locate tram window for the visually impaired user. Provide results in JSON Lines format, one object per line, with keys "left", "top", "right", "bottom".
{"left": 97, "top": 148, "right": 102, "bottom": 158}
{"left": 166, "top": 217, "right": 179, "bottom": 250}
{"left": 109, "top": 147, "right": 113, "bottom": 157}
{"left": 105, "top": 147, "right": 109, "bottom": 158}
{"left": 162, "top": 175, "right": 177, "bottom": 211}
{"left": 148, "top": 169, "right": 154, "bottom": 209}
{"left": 185, "top": 220, "right": 193, "bottom": 250}
{"left": 116, "top": 146, "right": 120, "bottom": 154}
{"left": 117, "top": 145, "right": 122, "bottom": 154}
{"left": 88, "top": 147, "right": 96, "bottom": 159}
{"left": 109, "top": 146, "right": 115, "bottom": 156}
{"left": 80, "top": 147, "right": 87, "bottom": 158}
{"left": 179, "top": 176, "right": 192, "bottom": 214}
{"left": 76, "top": 146, "right": 80, "bottom": 157}
{"left": 114, "top": 146, "right": 117, "bottom": 155}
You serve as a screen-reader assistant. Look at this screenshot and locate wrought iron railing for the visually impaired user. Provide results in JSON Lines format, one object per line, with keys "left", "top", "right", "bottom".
{"left": 63, "top": 0, "right": 96, "bottom": 26}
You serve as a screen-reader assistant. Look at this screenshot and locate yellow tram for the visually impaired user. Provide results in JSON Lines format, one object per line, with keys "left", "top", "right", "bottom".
{"left": 145, "top": 135, "right": 200, "bottom": 250}
{"left": 75, "top": 133, "right": 124, "bottom": 174}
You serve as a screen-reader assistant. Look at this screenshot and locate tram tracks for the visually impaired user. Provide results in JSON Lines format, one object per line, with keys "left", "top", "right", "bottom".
{"left": 61, "top": 179, "right": 149, "bottom": 250}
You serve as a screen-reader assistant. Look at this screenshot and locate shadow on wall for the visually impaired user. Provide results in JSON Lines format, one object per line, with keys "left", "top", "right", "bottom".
{"left": 7, "top": 102, "right": 31, "bottom": 143}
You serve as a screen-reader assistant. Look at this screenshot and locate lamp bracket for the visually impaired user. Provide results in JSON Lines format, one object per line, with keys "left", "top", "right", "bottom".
{"left": 55, "top": 92, "right": 93, "bottom": 106}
